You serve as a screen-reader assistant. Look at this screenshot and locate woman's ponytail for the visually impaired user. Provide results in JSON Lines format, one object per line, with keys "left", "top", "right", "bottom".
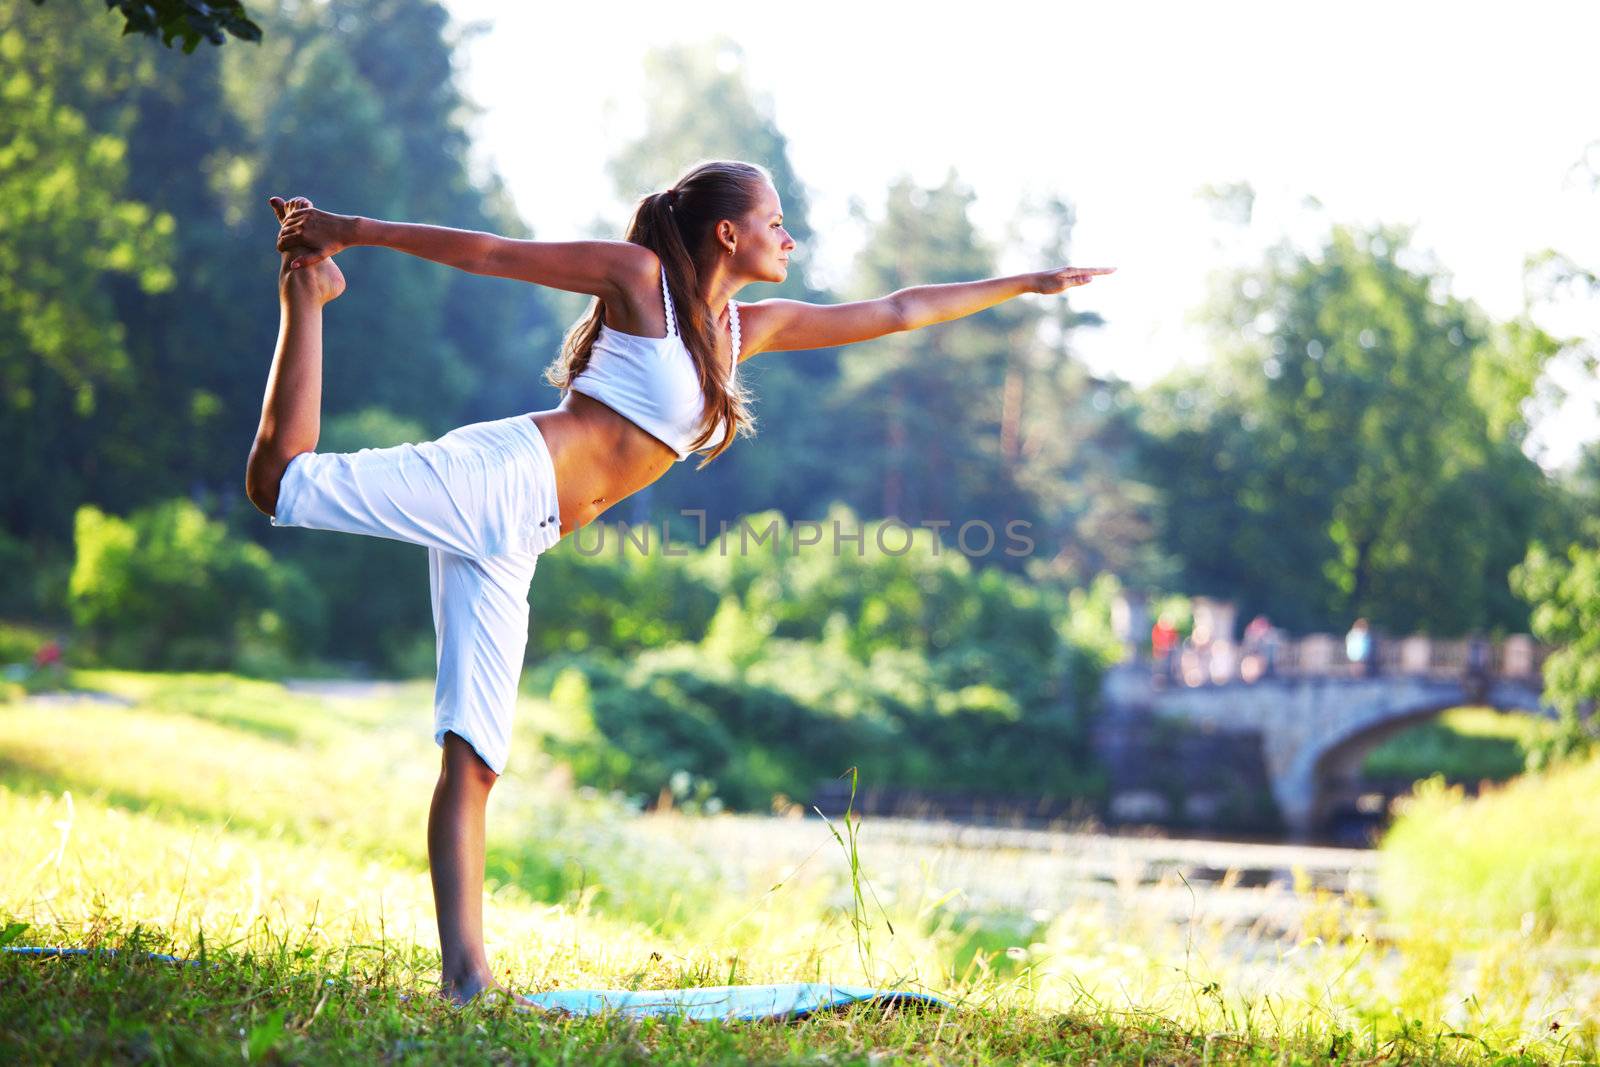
{"left": 546, "top": 161, "right": 768, "bottom": 468}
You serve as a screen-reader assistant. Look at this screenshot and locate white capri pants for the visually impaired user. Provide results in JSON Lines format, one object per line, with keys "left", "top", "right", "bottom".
{"left": 270, "top": 413, "right": 563, "bottom": 775}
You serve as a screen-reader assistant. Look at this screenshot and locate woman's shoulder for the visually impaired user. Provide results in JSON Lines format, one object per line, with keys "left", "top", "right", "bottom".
{"left": 598, "top": 244, "right": 671, "bottom": 337}
{"left": 615, "top": 243, "right": 662, "bottom": 287}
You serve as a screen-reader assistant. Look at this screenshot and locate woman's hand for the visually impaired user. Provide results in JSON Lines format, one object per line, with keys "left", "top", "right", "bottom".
{"left": 1030, "top": 266, "right": 1116, "bottom": 295}
{"left": 271, "top": 196, "right": 360, "bottom": 270}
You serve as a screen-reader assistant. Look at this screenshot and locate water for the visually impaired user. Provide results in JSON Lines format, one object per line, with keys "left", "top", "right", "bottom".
{"left": 637, "top": 813, "right": 1381, "bottom": 941}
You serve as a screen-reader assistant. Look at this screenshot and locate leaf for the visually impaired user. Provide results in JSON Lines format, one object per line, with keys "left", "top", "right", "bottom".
{"left": 0, "top": 922, "right": 30, "bottom": 947}
{"left": 246, "top": 1007, "right": 286, "bottom": 1063}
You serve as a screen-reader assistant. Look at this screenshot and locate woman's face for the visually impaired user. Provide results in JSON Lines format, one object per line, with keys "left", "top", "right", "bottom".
{"left": 731, "top": 181, "right": 796, "bottom": 285}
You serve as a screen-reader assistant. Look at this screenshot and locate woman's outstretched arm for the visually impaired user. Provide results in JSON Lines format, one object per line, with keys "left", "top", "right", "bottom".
{"left": 739, "top": 267, "right": 1115, "bottom": 357}
{"left": 271, "top": 199, "right": 653, "bottom": 300}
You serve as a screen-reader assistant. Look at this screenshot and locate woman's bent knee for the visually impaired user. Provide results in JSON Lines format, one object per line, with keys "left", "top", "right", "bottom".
{"left": 245, "top": 444, "right": 299, "bottom": 517}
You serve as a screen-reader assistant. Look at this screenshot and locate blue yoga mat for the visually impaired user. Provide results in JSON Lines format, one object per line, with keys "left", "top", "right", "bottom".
{"left": 523, "top": 982, "right": 947, "bottom": 1021}
{"left": 4, "top": 946, "right": 193, "bottom": 965}
{"left": 4, "top": 948, "right": 947, "bottom": 1020}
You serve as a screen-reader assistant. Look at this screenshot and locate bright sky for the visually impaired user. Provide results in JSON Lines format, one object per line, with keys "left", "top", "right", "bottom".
{"left": 442, "top": 0, "right": 1600, "bottom": 470}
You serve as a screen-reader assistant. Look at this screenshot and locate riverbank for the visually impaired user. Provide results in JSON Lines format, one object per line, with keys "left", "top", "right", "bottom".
{"left": 2, "top": 671, "right": 1594, "bottom": 1061}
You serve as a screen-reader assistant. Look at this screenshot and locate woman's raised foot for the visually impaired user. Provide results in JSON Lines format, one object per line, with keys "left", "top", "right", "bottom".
{"left": 271, "top": 195, "right": 346, "bottom": 305}
{"left": 279, "top": 251, "right": 345, "bottom": 305}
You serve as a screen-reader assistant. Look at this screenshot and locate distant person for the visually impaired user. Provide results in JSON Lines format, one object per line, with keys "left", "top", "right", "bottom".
{"left": 1150, "top": 611, "right": 1179, "bottom": 681}
{"left": 1466, "top": 634, "right": 1491, "bottom": 678}
{"left": 1346, "top": 618, "right": 1373, "bottom": 677}
{"left": 247, "top": 167, "right": 1115, "bottom": 1007}
{"left": 33, "top": 640, "right": 62, "bottom": 669}
{"left": 1261, "top": 620, "right": 1281, "bottom": 677}
{"left": 1181, "top": 618, "right": 1214, "bottom": 687}
{"left": 1240, "top": 613, "right": 1272, "bottom": 683}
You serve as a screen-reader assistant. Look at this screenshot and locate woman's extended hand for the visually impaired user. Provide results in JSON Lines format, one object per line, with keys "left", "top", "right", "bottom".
{"left": 1031, "top": 266, "right": 1116, "bottom": 295}
{"left": 271, "top": 196, "right": 359, "bottom": 270}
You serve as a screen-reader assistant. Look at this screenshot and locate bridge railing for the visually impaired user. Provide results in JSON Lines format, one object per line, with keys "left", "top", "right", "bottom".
{"left": 1154, "top": 633, "right": 1548, "bottom": 687}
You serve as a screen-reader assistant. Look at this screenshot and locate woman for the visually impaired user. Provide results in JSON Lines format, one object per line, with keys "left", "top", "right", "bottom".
{"left": 248, "top": 159, "right": 1112, "bottom": 1006}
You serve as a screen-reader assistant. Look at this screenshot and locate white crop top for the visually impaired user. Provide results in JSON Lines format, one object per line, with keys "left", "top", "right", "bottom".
{"left": 568, "top": 266, "right": 741, "bottom": 461}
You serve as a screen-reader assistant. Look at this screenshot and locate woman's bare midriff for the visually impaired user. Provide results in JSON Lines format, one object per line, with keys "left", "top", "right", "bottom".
{"left": 528, "top": 392, "right": 679, "bottom": 537}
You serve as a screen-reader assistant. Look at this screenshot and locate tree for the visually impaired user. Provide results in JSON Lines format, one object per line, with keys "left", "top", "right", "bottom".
{"left": 1512, "top": 528, "right": 1600, "bottom": 766}
{"left": 1506, "top": 138, "right": 1600, "bottom": 765}
{"left": 601, "top": 39, "right": 843, "bottom": 531}
{"left": 28, "top": 0, "right": 260, "bottom": 52}
{"left": 1521, "top": 139, "right": 1600, "bottom": 545}
{"left": 836, "top": 173, "right": 1017, "bottom": 524}
{"left": 328, "top": 0, "right": 561, "bottom": 426}
{"left": 0, "top": 10, "right": 174, "bottom": 538}
{"left": 2, "top": 0, "right": 562, "bottom": 662}
{"left": 1142, "top": 225, "right": 1561, "bottom": 634}
{"left": 608, "top": 38, "right": 817, "bottom": 285}
{"left": 1004, "top": 194, "right": 1167, "bottom": 586}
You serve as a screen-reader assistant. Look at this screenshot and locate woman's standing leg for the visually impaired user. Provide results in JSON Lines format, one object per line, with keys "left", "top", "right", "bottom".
{"left": 246, "top": 196, "right": 346, "bottom": 517}
{"left": 425, "top": 544, "right": 541, "bottom": 1005}
{"left": 428, "top": 733, "right": 502, "bottom": 1002}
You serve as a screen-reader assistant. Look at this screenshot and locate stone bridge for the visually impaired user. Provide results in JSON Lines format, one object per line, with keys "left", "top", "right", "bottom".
{"left": 1096, "top": 596, "right": 1554, "bottom": 838}
{"left": 1097, "top": 662, "right": 1550, "bottom": 839}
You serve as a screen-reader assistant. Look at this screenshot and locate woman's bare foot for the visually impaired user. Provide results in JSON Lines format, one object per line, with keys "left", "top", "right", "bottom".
{"left": 271, "top": 195, "right": 345, "bottom": 305}
{"left": 279, "top": 251, "right": 345, "bottom": 305}
{"left": 442, "top": 976, "right": 546, "bottom": 1013}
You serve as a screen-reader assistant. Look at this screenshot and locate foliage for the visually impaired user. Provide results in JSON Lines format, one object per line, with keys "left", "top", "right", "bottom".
{"left": 30, "top": 0, "right": 261, "bottom": 52}
{"left": 1380, "top": 753, "right": 1600, "bottom": 943}
{"left": 0, "top": 11, "right": 174, "bottom": 466}
{"left": 0, "top": 620, "right": 57, "bottom": 667}
{"left": 1511, "top": 526, "right": 1600, "bottom": 767}
{"left": 1141, "top": 225, "right": 1563, "bottom": 634}
{"left": 526, "top": 540, "right": 723, "bottom": 660}
{"left": 0, "top": 530, "right": 71, "bottom": 621}
{"left": 1361, "top": 707, "right": 1560, "bottom": 783}
{"left": 526, "top": 512, "right": 1109, "bottom": 811}
{"left": 1, "top": 0, "right": 563, "bottom": 549}
{"left": 67, "top": 499, "right": 321, "bottom": 671}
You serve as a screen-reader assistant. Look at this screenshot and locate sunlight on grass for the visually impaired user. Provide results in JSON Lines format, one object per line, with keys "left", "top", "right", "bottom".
{"left": 1380, "top": 758, "right": 1600, "bottom": 943}
{"left": 3, "top": 673, "right": 1597, "bottom": 1062}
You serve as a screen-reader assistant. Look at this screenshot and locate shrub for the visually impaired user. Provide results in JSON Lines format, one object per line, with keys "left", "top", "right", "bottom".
{"left": 527, "top": 543, "right": 721, "bottom": 658}
{"left": 538, "top": 628, "right": 1107, "bottom": 812}
{"left": 1379, "top": 754, "right": 1600, "bottom": 941}
{"left": 518, "top": 508, "right": 1118, "bottom": 811}
{"left": 1511, "top": 529, "right": 1600, "bottom": 768}
{"left": 68, "top": 499, "right": 323, "bottom": 672}
{"left": 0, "top": 619, "right": 55, "bottom": 666}
{"left": 0, "top": 528, "right": 71, "bottom": 620}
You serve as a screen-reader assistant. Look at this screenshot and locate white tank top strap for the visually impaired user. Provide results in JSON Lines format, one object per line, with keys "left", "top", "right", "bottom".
{"left": 729, "top": 300, "right": 742, "bottom": 366}
{"left": 660, "top": 264, "right": 678, "bottom": 337}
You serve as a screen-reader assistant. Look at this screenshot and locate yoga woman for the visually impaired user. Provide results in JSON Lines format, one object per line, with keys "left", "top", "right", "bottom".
{"left": 247, "top": 159, "right": 1113, "bottom": 1006}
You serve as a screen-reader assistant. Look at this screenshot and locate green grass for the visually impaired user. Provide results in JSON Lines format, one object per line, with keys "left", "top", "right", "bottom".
{"left": 1363, "top": 707, "right": 1558, "bottom": 783}
{"left": 1380, "top": 754, "right": 1600, "bottom": 943}
{"left": 2, "top": 671, "right": 1596, "bottom": 1063}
